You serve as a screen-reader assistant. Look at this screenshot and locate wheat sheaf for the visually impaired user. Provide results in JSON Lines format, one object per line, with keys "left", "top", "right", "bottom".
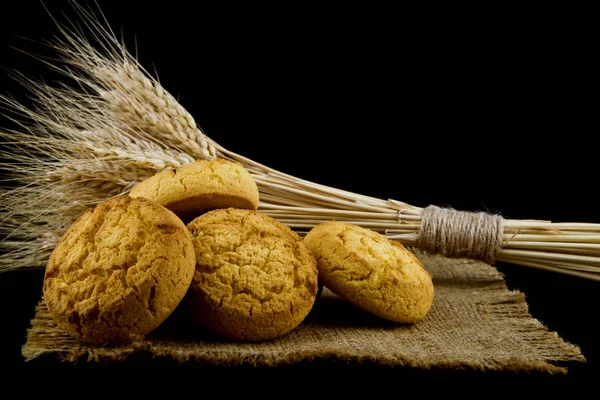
{"left": 2, "top": 4, "right": 600, "bottom": 281}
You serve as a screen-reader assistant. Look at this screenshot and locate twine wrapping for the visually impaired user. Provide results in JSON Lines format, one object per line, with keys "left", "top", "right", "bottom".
{"left": 417, "top": 206, "right": 504, "bottom": 264}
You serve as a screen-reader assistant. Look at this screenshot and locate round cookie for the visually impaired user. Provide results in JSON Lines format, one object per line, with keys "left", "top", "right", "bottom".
{"left": 187, "top": 208, "right": 318, "bottom": 341}
{"left": 43, "top": 196, "right": 196, "bottom": 344}
{"left": 129, "top": 159, "right": 259, "bottom": 219}
{"left": 304, "top": 222, "right": 434, "bottom": 324}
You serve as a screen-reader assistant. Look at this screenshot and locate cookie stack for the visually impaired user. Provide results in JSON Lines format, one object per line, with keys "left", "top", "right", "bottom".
{"left": 43, "top": 159, "right": 434, "bottom": 345}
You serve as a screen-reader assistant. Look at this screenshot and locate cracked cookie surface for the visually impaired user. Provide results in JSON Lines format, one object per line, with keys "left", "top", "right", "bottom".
{"left": 43, "top": 196, "right": 196, "bottom": 344}
{"left": 304, "top": 222, "right": 434, "bottom": 324}
{"left": 187, "top": 208, "right": 318, "bottom": 341}
{"left": 129, "top": 159, "right": 259, "bottom": 220}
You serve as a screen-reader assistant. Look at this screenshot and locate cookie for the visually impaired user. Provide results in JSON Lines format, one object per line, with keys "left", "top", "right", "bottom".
{"left": 43, "top": 196, "right": 196, "bottom": 344}
{"left": 304, "top": 221, "right": 434, "bottom": 324}
{"left": 187, "top": 208, "right": 318, "bottom": 341}
{"left": 129, "top": 159, "right": 259, "bottom": 219}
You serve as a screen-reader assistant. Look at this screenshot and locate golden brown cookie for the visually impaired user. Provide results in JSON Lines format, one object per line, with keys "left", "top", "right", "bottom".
{"left": 43, "top": 196, "right": 196, "bottom": 344}
{"left": 129, "top": 159, "right": 259, "bottom": 219}
{"left": 304, "top": 222, "right": 434, "bottom": 324}
{"left": 187, "top": 208, "right": 318, "bottom": 341}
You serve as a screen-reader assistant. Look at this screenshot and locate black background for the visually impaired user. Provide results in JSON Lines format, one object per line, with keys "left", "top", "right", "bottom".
{"left": 0, "top": 0, "right": 597, "bottom": 391}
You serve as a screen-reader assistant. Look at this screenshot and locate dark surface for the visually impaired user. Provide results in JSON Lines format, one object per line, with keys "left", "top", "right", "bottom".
{"left": 1, "top": 0, "right": 597, "bottom": 390}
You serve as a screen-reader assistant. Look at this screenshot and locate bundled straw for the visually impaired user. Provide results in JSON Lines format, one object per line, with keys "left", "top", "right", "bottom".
{"left": 2, "top": 4, "right": 600, "bottom": 281}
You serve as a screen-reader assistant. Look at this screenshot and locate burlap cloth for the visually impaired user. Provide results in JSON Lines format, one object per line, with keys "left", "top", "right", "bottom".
{"left": 21, "top": 251, "right": 585, "bottom": 373}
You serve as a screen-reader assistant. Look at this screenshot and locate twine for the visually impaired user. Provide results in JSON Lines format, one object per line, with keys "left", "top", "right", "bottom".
{"left": 417, "top": 206, "right": 504, "bottom": 264}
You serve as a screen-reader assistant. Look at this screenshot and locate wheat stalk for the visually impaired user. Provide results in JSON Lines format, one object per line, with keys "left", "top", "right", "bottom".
{"left": 1, "top": 3, "right": 600, "bottom": 281}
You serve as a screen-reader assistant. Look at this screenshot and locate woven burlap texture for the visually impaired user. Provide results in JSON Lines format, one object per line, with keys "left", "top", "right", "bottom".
{"left": 21, "top": 250, "right": 585, "bottom": 373}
